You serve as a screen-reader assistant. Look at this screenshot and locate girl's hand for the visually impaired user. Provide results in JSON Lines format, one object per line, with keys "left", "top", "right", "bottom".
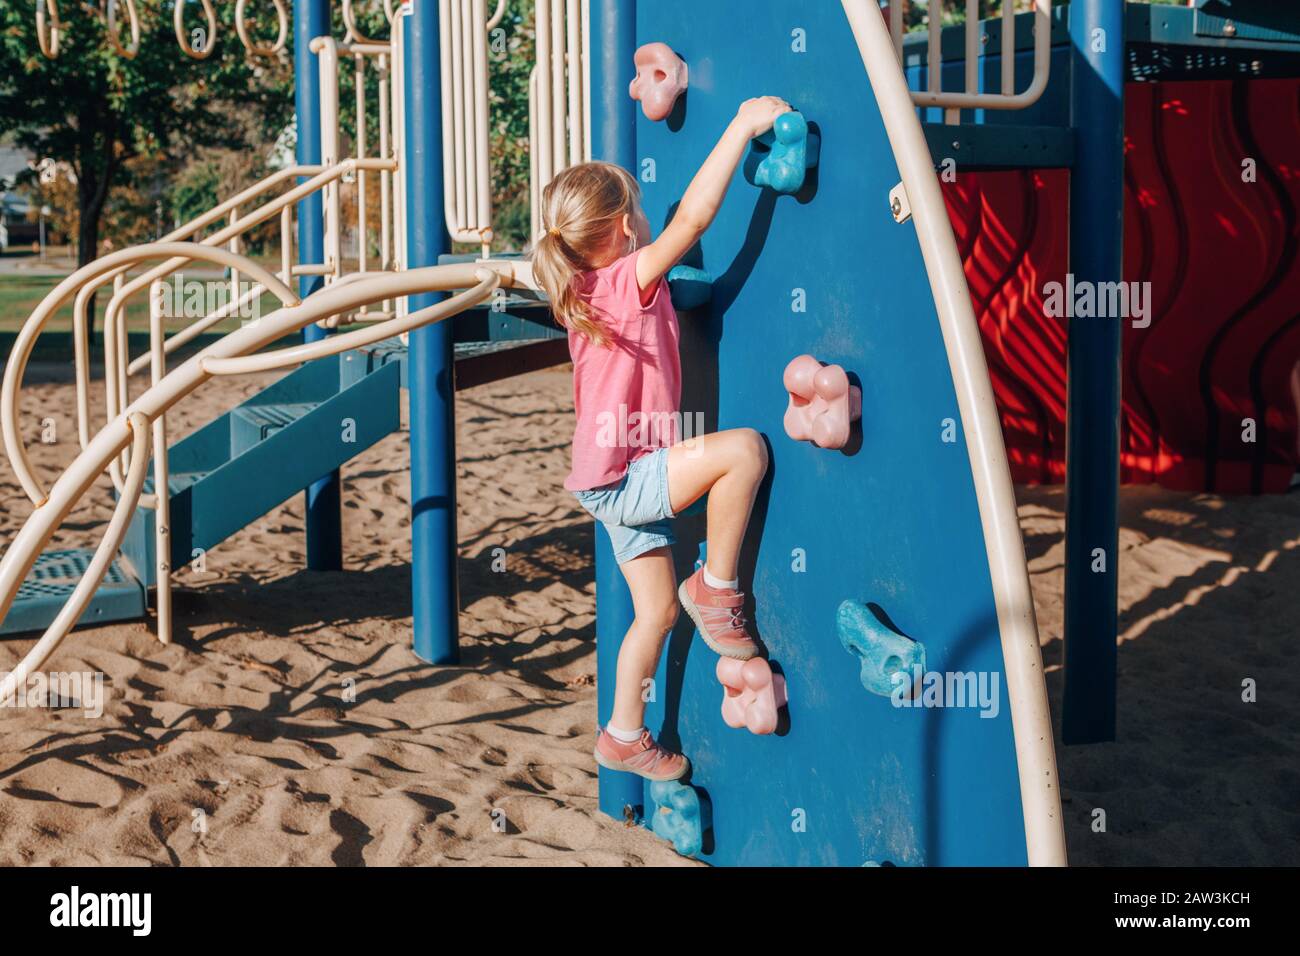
{"left": 735, "top": 96, "right": 792, "bottom": 139}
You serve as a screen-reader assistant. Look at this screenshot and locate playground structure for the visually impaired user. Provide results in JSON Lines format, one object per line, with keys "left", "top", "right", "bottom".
{"left": 1, "top": 0, "right": 1296, "bottom": 865}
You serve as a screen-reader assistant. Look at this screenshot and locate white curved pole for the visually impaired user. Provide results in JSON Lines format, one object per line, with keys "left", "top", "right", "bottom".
{"left": 840, "top": 0, "right": 1067, "bottom": 867}
{"left": 0, "top": 262, "right": 526, "bottom": 683}
{"left": 202, "top": 269, "right": 499, "bottom": 375}
{"left": 66, "top": 164, "right": 321, "bottom": 450}
{"left": 148, "top": 282, "right": 173, "bottom": 645}
{"left": 70, "top": 159, "right": 389, "bottom": 457}
{"left": 1, "top": 242, "right": 297, "bottom": 506}
{"left": 0, "top": 412, "right": 151, "bottom": 705}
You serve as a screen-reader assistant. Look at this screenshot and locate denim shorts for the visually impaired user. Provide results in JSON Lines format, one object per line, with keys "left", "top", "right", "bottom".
{"left": 573, "top": 447, "right": 676, "bottom": 564}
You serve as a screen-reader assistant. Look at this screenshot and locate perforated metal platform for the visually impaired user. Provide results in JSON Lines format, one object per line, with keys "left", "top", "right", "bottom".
{"left": 1, "top": 548, "right": 146, "bottom": 637}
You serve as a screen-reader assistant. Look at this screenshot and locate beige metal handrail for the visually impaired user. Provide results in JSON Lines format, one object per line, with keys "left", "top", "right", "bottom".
{"left": 529, "top": 0, "right": 590, "bottom": 242}
{"left": 174, "top": 0, "right": 218, "bottom": 60}
{"left": 0, "top": 411, "right": 152, "bottom": 704}
{"left": 10, "top": 0, "right": 411, "bottom": 656}
{"left": 895, "top": 0, "right": 1052, "bottom": 121}
{"left": 1, "top": 243, "right": 297, "bottom": 504}
{"left": 66, "top": 166, "right": 321, "bottom": 450}
{"left": 439, "top": 0, "right": 493, "bottom": 249}
{"left": 842, "top": 0, "right": 1067, "bottom": 866}
{"left": 0, "top": 258, "right": 525, "bottom": 685}
{"left": 95, "top": 159, "right": 397, "bottom": 486}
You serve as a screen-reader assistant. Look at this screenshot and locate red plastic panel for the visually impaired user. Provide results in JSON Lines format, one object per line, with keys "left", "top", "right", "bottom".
{"left": 945, "top": 78, "right": 1300, "bottom": 493}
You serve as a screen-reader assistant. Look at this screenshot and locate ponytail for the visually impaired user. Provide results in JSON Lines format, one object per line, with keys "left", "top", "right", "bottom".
{"left": 530, "top": 162, "right": 641, "bottom": 348}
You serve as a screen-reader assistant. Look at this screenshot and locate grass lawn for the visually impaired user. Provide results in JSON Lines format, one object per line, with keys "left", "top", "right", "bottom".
{"left": 0, "top": 272, "right": 289, "bottom": 336}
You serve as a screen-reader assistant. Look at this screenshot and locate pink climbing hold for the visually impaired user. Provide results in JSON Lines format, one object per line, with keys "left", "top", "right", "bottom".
{"left": 716, "top": 657, "right": 787, "bottom": 736}
{"left": 782, "top": 354, "right": 862, "bottom": 450}
{"left": 629, "top": 42, "right": 688, "bottom": 122}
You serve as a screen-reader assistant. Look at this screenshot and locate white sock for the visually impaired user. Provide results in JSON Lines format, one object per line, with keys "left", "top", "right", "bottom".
{"left": 606, "top": 724, "right": 644, "bottom": 743}
{"left": 703, "top": 566, "right": 739, "bottom": 591}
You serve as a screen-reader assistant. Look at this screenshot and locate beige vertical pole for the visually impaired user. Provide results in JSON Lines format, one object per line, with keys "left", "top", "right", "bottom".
{"left": 148, "top": 280, "right": 172, "bottom": 646}
{"left": 839, "top": 0, "right": 1068, "bottom": 867}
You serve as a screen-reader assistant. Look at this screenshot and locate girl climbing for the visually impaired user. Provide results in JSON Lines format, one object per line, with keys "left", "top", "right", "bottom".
{"left": 531, "top": 96, "right": 791, "bottom": 781}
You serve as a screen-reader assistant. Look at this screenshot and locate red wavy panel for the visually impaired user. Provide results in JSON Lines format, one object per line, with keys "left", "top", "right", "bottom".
{"left": 944, "top": 78, "right": 1300, "bottom": 494}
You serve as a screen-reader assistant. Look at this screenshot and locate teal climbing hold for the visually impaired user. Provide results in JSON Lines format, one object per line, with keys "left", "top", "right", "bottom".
{"left": 648, "top": 780, "right": 706, "bottom": 857}
{"left": 667, "top": 265, "right": 713, "bottom": 310}
{"left": 750, "top": 111, "right": 820, "bottom": 195}
{"left": 836, "top": 600, "right": 926, "bottom": 698}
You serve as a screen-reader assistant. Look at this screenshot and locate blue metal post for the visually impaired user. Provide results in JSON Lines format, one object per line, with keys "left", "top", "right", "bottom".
{"left": 295, "top": 0, "right": 343, "bottom": 571}
{"left": 589, "top": 0, "right": 643, "bottom": 821}
{"left": 1064, "top": 0, "right": 1124, "bottom": 744}
{"left": 406, "top": 1, "right": 459, "bottom": 664}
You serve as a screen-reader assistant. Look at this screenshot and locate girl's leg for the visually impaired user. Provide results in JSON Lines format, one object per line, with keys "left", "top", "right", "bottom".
{"left": 666, "top": 428, "right": 769, "bottom": 582}
{"left": 609, "top": 546, "right": 679, "bottom": 732}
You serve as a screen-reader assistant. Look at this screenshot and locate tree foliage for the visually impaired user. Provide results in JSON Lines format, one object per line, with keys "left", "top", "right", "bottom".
{"left": 0, "top": 2, "right": 294, "bottom": 265}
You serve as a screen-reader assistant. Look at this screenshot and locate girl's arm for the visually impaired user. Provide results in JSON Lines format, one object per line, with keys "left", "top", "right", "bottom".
{"left": 635, "top": 96, "right": 791, "bottom": 293}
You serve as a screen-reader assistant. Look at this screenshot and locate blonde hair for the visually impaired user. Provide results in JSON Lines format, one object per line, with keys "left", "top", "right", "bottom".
{"left": 531, "top": 162, "right": 641, "bottom": 347}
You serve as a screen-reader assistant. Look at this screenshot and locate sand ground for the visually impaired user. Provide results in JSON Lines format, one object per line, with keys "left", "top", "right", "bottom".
{"left": 0, "top": 365, "right": 1295, "bottom": 866}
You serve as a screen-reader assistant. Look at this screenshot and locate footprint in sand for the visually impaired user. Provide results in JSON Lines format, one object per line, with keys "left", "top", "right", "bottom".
{"left": 442, "top": 678, "right": 524, "bottom": 704}
{"left": 5, "top": 758, "right": 128, "bottom": 809}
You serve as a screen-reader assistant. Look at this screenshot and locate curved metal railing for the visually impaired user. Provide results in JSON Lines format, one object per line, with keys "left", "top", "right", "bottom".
{"left": 0, "top": 253, "right": 528, "bottom": 692}
{"left": 891, "top": 0, "right": 1052, "bottom": 121}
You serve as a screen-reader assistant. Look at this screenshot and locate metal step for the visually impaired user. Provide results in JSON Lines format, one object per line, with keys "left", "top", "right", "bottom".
{"left": 0, "top": 548, "right": 146, "bottom": 637}
{"left": 121, "top": 352, "right": 401, "bottom": 586}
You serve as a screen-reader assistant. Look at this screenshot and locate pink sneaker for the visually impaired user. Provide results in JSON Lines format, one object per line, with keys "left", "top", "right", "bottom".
{"left": 593, "top": 729, "right": 690, "bottom": 781}
{"left": 678, "top": 567, "right": 760, "bottom": 660}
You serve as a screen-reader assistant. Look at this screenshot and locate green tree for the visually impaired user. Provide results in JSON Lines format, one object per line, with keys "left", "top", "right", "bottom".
{"left": 487, "top": 2, "right": 534, "bottom": 252}
{"left": 0, "top": 2, "right": 294, "bottom": 272}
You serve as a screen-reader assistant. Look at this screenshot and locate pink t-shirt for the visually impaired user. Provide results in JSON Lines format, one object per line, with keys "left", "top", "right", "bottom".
{"left": 564, "top": 249, "right": 682, "bottom": 491}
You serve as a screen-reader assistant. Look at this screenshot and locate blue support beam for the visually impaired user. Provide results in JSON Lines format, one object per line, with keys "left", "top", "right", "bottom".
{"left": 295, "top": 0, "right": 343, "bottom": 571}
{"left": 1063, "top": 0, "right": 1124, "bottom": 744}
{"left": 405, "top": 2, "right": 459, "bottom": 664}
{"left": 589, "top": 0, "right": 643, "bottom": 822}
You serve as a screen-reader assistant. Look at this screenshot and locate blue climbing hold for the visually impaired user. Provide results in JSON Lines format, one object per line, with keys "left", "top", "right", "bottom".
{"left": 751, "top": 111, "right": 820, "bottom": 195}
{"left": 836, "top": 600, "right": 926, "bottom": 698}
{"left": 648, "top": 780, "right": 705, "bottom": 857}
{"left": 667, "top": 265, "right": 713, "bottom": 310}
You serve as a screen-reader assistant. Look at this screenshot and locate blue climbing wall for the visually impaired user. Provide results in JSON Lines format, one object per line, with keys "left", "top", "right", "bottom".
{"left": 630, "top": 2, "right": 1027, "bottom": 866}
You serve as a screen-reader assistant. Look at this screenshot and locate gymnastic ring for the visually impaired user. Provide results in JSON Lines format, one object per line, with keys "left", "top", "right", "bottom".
{"left": 36, "top": 0, "right": 61, "bottom": 58}
{"left": 105, "top": 0, "right": 140, "bottom": 59}
{"left": 174, "top": 0, "right": 218, "bottom": 60}
{"left": 343, "top": 0, "right": 389, "bottom": 44}
{"left": 235, "top": 0, "right": 288, "bottom": 58}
